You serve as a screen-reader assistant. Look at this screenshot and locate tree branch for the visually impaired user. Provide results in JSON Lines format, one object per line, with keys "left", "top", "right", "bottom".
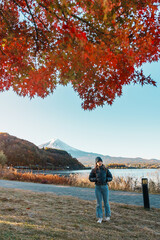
{"left": 24, "top": 0, "right": 39, "bottom": 52}
{"left": 12, "top": 0, "right": 34, "bottom": 24}
{"left": 12, "top": 0, "right": 50, "bottom": 48}
{"left": 0, "top": 47, "right": 6, "bottom": 55}
{"left": 0, "top": 8, "right": 12, "bottom": 31}
{"left": 71, "top": 14, "right": 107, "bottom": 37}
{"left": 38, "top": 2, "right": 63, "bottom": 21}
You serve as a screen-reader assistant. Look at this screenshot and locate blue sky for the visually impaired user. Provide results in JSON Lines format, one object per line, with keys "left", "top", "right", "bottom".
{"left": 0, "top": 61, "right": 159, "bottom": 160}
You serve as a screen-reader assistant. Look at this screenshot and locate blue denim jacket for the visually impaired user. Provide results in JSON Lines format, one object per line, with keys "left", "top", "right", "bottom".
{"left": 89, "top": 165, "right": 112, "bottom": 185}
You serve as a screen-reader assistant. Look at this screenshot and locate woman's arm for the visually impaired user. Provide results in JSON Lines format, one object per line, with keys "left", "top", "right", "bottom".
{"left": 89, "top": 169, "right": 97, "bottom": 182}
{"left": 106, "top": 169, "right": 113, "bottom": 182}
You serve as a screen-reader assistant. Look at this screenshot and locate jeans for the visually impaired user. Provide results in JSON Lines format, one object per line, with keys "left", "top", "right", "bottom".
{"left": 95, "top": 184, "right": 111, "bottom": 218}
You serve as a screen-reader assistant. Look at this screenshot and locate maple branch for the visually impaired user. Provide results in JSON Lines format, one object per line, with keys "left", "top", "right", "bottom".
{"left": 48, "top": 1, "right": 108, "bottom": 41}
{"left": 17, "top": 0, "right": 50, "bottom": 52}
{"left": 38, "top": 2, "right": 63, "bottom": 21}
{"left": 0, "top": 47, "right": 6, "bottom": 55}
{"left": 12, "top": 0, "right": 34, "bottom": 24}
{"left": 12, "top": 0, "right": 50, "bottom": 49}
{"left": 24, "top": 0, "right": 39, "bottom": 53}
{"left": 0, "top": 8, "right": 12, "bottom": 31}
{"left": 55, "top": 0, "right": 68, "bottom": 20}
{"left": 12, "top": 0, "right": 49, "bottom": 32}
{"left": 36, "top": 17, "right": 49, "bottom": 32}
{"left": 70, "top": 14, "right": 107, "bottom": 37}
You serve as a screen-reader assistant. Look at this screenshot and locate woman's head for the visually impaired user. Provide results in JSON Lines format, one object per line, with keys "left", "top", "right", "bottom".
{"left": 95, "top": 157, "right": 103, "bottom": 167}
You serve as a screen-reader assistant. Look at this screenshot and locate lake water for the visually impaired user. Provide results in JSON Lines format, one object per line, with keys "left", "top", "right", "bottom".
{"left": 29, "top": 168, "right": 160, "bottom": 182}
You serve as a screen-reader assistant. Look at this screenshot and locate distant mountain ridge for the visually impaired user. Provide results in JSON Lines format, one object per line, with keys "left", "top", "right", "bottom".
{"left": 0, "top": 133, "right": 84, "bottom": 170}
{"left": 39, "top": 139, "right": 160, "bottom": 166}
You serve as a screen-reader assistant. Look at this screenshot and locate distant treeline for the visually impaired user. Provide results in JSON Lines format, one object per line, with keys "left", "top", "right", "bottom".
{"left": 107, "top": 163, "right": 160, "bottom": 169}
{"left": 107, "top": 164, "right": 127, "bottom": 169}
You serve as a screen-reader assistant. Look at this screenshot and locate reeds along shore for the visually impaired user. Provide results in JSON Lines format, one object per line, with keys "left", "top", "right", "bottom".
{"left": 0, "top": 166, "right": 160, "bottom": 194}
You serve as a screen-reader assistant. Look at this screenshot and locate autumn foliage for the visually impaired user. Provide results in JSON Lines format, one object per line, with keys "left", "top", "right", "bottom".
{"left": 0, "top": 0, "right": 159, "bottom": 109}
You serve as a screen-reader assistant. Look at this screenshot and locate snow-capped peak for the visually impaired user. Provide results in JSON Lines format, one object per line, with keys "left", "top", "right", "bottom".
{"left": 38, "top": 138, "right": 78, "bottom": 152}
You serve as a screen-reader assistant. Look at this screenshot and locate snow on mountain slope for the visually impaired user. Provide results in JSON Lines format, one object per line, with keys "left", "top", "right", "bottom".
{"left": 39, "top": 139, "right": 79, "bottom": 152}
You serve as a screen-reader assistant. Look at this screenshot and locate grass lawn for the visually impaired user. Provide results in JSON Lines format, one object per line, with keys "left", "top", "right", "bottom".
{"left": 0, "top": 187, "right": 159, "bottom": 240}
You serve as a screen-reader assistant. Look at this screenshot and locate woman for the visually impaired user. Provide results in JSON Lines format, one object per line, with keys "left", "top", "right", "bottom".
{"left": 89, "top": 156, "right": 112, "bottom": 223}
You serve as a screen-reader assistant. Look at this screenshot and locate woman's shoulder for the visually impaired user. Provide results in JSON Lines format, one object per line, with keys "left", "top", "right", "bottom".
{"left": 105, "top": 167, "right": 112, "bottom": 172}
{"left": 102, "top": 165, "right": 107, "bottom": 170}
{"left": 103, "top": 166, "right": 112, "bottom": 173}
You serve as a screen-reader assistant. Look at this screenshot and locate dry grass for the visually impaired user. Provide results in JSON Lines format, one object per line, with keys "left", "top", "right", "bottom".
{"left": 68, "top": 173, "right": 160, "bottom": 194}
{"left": 0, "top": 166, "right": 73, "bottom": 185}
{"left": 0, "top": 187, "right": 160, "bottom": 240}
{"left": 0, "top": 166, "right": 160, "bottom": 194}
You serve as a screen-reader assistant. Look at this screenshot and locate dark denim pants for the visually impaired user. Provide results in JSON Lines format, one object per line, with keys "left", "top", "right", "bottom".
{"left": 95, "top": 184, "right": 111, "bottom": 218}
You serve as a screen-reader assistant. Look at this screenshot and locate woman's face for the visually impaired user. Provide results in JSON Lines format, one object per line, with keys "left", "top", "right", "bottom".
{"left": 97, "top": 161, "right": 103, "bottom": 166}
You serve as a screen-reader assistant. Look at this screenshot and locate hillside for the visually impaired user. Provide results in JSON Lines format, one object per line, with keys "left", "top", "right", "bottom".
{"left": 0, "top": 133, "right": 84, "bottom": 170}
{"left": 39, "top": 139, "right": 160, "bottom": 166}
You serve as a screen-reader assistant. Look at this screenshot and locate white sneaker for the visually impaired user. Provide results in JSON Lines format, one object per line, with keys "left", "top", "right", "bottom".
{"left": 97, "top": 218, "right": 103, "bottom": 223}
{"left": 104, "top": 217, "right": 110, "bottom": 221}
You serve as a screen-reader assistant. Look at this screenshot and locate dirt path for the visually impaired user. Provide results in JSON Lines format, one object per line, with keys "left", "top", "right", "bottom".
{"left": 0, "top": 179, "right": 159, "bottom": 208}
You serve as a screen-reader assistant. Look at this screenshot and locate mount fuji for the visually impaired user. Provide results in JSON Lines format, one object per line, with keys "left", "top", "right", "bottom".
{"left": 38, "top": 138, "right": 102, "bottom": 166}
{"left": 38, "top": 139, "right": 160, "bottom": 166}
